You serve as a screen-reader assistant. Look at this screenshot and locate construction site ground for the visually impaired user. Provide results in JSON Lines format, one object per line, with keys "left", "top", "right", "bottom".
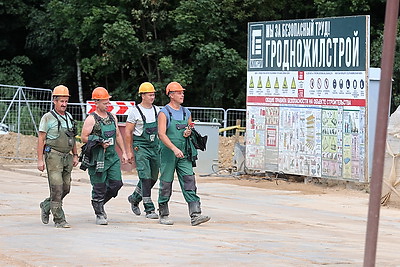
{"left": 0, "top": 162, "right": 400, "bottom": 266}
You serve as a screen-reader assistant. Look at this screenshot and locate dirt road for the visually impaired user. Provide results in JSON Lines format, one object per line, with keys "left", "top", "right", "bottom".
{"left": 0, "top": 163, "right": 399, "bottom": 266}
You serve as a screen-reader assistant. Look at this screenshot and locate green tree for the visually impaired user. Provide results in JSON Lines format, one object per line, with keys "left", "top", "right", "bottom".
{"left": 161, "top": 0, "right": 247, "bottom": 107}
{"left": 314, "top": 0, "right": 369, "bottom": 17}
{"left": 371, "top": 20, "right": 400, "bottom": 113}
{"left": 0, "top": 56, "right": 31, "bottom": 86}
{"left": 27, "top": 0, "right": 95, "bottom": 118}
{"left": 162, "top": 0, "right": 314, "bottom": 108}
{"left": 2, "top": 0, "right": 390, "bottom": 111}
{"left": 0, "top": 0, "right": 36, "bottom": 86}
{"left": 81, "top": 0, "right": 173, "bottom": 100}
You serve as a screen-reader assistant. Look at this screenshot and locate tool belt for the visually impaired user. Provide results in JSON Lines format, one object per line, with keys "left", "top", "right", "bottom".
{"left": 44, "top": 145, "right": 71, "bottom": 156}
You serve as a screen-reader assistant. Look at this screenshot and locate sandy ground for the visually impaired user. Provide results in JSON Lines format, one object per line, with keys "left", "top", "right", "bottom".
{"left": 1, "top": 162, "right": 400, "bottom": 266}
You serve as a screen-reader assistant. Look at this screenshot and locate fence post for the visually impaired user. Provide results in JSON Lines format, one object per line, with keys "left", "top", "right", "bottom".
{"left": 235, "top": 119, "right": 241, "bottom": 141}
{"left": 17, "top": 87, "right": 22, "bottom": 158}
{"left": 223, "top": 109, "right": 228, "bottom": 137}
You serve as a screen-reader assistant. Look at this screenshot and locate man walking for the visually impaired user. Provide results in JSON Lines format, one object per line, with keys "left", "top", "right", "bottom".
{"left": 125, "top": 82, "right": 160, "bottom": 219}
{"left": 157, "top": 82, "right": 210, "bottom": 226}
{"left": 37, "top": 85, "right": 79, "bottom": 228}
{"left": 80, "top": 87, "right": 128, "bottom": 225}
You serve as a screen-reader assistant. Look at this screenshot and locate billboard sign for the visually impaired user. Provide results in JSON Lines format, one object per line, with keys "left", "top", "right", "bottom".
{"left": 246, "top": 16, "right": 370, "bottom": 182}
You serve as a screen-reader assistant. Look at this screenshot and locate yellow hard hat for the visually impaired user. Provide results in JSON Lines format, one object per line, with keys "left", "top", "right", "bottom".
{"left": 139, "top": 82, "right": 155, "bottom": 94}
{"left": 92, "top": 87, "right": 112, "bottom": 100}
{"left": 52, "top": 85, "right": 70, "bottom": 96}
{"left": 166, "top": 82, "right": 185, "bottom": 95}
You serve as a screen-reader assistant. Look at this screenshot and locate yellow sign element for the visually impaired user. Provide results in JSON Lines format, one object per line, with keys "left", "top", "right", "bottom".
{"left": 274, "top": 77, "right": 279, "bottom": 89}
{"left": 249, "top": 76, "right": 254, "bottom": 88}
{"left": 291, "top": 77, "right": 296, "bottom": 89}
{"left": 283, "top": 77, "right": 288, "bottom": 89}
{"left": 257, "top": 76, "right": 263, "bottom": 88}
{"left": 266, "top": 77, "right": 271, "bottom": 88}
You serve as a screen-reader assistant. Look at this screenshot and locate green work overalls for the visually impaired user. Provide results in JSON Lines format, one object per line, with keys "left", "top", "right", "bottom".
{"left": 158, "top": 106, "right": 200, "bottom": 216}
{"left": 88, "top": 113, "right": 123, "bottom": 217}
{"left": 42, "top": 111, "right": 76, "bottom": 224}
{"left": 128, "top": 105, "right": 160, "bottom": 213}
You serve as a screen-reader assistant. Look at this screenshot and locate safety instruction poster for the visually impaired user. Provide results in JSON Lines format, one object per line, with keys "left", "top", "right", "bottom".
{"left": 246, "top": 16, "right": 369, "bottom": 182}
{"left": 278, "top": 106, "right": 322, "bottom": 177}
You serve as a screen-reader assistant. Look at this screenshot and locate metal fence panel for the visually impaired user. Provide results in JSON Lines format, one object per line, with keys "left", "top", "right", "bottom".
{"left": 0, "top": 85, "right": 52, "bottom": 135}
{"left": 186, "top": 107, "right": 225, "bottom": 124}
{"left": 224, "top": 108, "right": 246, "bottom": 137}
{"left": 0, "top": 85, "right": 52, "bottom": 159}
{"left": 0, "top": 89, "right": 247, "bottom": 159}
{"left": 67, "top": 104, "right": 228, "bottom": 125}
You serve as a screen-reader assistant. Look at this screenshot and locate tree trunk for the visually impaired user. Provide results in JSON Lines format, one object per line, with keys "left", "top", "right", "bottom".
{"left": 76, "top": 46, "right": 86, "bottom": 120}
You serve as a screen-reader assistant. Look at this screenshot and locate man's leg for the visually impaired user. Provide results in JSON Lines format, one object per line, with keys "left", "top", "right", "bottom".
{"left": 158, "top": 147, "right": 175, "bottom": 225}
{"left": 104, "top": 161, "right": 123, "bottom": 204}
{"left": 127, "top": 147, "right": 146, "bottom": 215}
{"left": 45, "top": 152, "right": 70, "bottom": 228}
{"left": 128, "top": 180, "right": 142, "bottom": 216}
{"left": 143, "top": 148, "right": 160, "bottom": 219}
{"left": 176, "top": 158, "right": 210, "bottom": 226}
{"left": 89, "top": 168, "right": 108, "bottom": 225}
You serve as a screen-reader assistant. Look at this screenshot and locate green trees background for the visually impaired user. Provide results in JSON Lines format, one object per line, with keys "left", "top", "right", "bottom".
{"left": 0, "top": 0, "right": 394, "bottom": 109}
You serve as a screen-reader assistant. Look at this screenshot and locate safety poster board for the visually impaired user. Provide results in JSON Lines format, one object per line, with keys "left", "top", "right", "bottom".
{"left": 246, "top": 15, "right": 370, "bottom": 182}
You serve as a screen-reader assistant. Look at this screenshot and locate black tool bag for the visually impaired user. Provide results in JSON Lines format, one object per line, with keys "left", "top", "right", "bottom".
{"left": 191, "top": 128, "right": 207, "bottom": 151}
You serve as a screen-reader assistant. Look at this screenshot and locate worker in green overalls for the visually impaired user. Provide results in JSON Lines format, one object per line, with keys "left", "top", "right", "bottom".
{"left": 125, "top": 82, "right": 160, "bottom": 219}
{"left": 37, "top": 85, "right": 79, "bottom": 228}
{"left": 81, "top": 87, "right": 128, "bottom": 225}
{"left": 157, "top": 82, "right": 210, "bottom": 226}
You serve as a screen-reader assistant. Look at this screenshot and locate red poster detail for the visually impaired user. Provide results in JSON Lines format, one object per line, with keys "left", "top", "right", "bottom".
{"left": 298, "top": 89, "right": 304, "bottom": 98}
{"left": 266, "top": 128, "right": 276, "bottom": 147}
{"left": 247, "top": 96, "right": 366, "bottom": 107}
{"left": 298, "top": 71, "right": 304, "bottom": 80}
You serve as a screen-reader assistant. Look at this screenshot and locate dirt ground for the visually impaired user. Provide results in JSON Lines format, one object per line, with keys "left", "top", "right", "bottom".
{"left": 1, "top": 133, "right": 400, "bottom": 265}
{"left": 0, "top": 132, "right": 38, "bottom": 160}
{"left": 1, "top": 163, "right": 400, "bottom": 266}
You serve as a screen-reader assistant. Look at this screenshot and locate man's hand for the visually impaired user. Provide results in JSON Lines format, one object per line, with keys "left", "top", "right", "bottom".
{"left": 127, "top": 151, "right": 134, "bottom": 164}
{"left": 37, "top": 159, "right": 45, "bottom": 172}
{"left": 73, "top": 155, "right": 79, "bottom": 167}
{"left": 101, "top": 141, "right": 110, "bottom": 149}
{"left": 183, "top": 127, "right": 192, "bottom": 138}
{"left": 121, "top": 152, "right": 129, "bottom": 164}
{"left": 173, "top": 147, "right": 184, "bottom": 158}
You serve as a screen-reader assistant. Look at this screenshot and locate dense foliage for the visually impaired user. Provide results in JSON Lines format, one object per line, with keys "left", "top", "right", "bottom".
{"left": 0, "top": 0, "right": 393, "bottom": 109}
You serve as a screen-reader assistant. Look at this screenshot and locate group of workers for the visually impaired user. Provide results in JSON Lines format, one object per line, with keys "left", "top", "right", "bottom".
{"left": 37, "top": 82, "right": 210, "bottom": 228}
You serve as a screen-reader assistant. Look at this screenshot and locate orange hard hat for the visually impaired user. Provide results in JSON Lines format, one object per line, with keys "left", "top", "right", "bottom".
{"left": 92, "top": 87, "right": 112, "bottom": 100}
{"left": 139, "top": 82, "right": 155, "bottom": 94}
{"left": 52, "top": 85, "right": 70, "bottom": 96}
{"left": 166, "top": 82, "right": 185, "bottom": 95}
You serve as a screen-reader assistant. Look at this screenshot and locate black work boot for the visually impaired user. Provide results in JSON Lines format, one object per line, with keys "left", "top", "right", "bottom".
{"left": 91, "top": 200, "right": 108, "bottom": 225}
{"left": 40, "top": 200, "right": 50, "bottom": 224}
{"left": 158, "top": 202, "right": 173, "bottom": 225}
{"left": 128, "top": 195, "right": 141, "bottom": 216}
{"left": 188, "top": 201, "right": 210, "bottom": 226}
